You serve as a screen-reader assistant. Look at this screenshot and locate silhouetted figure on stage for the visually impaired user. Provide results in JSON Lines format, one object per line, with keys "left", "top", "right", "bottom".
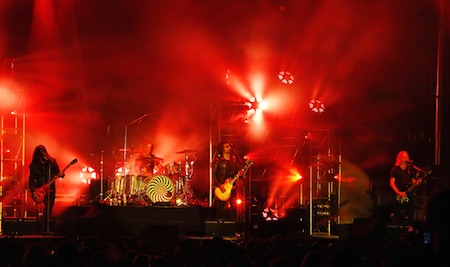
{"left": 136, "top": 143, "right": 163, "bottom": 177}
{"left": 29, "top": 145, "right": 65, "bottom": 233}
{"left": 211, "top": 141, "right": 243, "bottom": 220}
{"left": 389, "top": 150, "right": 421, "bottom": 225}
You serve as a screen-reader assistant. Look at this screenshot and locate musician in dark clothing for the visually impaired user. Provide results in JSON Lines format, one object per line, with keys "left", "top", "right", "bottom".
{"left": 389, "top": 150, "right": 421, "bottom": 224}
{"left": 135, "top": 143, "right": 163, "bottom": 176}
{"left": 29, "top": 145, "right": 63, "bottom": 233}
{"left": 211, "top": 141, "right": 243, "bottom": 220}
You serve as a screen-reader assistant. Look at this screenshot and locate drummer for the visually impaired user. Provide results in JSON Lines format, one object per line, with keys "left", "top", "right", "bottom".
{"left": 135, "top": 143, "right": 163, "bottom": 177}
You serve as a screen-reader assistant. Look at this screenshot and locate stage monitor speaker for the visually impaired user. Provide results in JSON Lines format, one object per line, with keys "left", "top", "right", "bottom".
{"left": 205, "top": 220, "right": 237, "bottom": 236}
{"left": 2, "top": 218, "right": 38, "bottom": 235}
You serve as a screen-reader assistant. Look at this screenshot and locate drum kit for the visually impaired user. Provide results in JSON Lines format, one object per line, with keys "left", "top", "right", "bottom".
{"left": 103, "top": 148, "right": 197, "bottom": 206}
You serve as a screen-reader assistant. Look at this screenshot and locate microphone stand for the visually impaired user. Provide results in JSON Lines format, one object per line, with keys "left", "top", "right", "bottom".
{"left": 410, "top": 162, "right": 432, "bottom": 175}
{"left": 123, "top": 114, "right": 149, "bottom": 172}
{"left": 100, "top": 150, "right": 104, "bottom": 200}
{"left": 122, "top": 114, "right": 148, "bottom": 205}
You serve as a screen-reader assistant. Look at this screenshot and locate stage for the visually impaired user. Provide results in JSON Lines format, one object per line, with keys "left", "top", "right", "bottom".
{"left": 0, "top": 204, "right": 412, "bottom": 247}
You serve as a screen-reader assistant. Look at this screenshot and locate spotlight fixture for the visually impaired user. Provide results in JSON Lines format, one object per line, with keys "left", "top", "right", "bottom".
{"left": 308, "top": 99, "right": 325, "bottom": 113}
{"left": 262, "top": 207, "right": 279, "bottom": 221}
{"left": 248, "top": 98, "right": 266, "bottom": 111}
{"left": 278, "top": 71, "right": 294, "bottom": 85}
{"left": 80, "top": 166, "right": 97, "bottom": 184}
{"left": 250, "top": 99, "right": 260, "bottom": 111}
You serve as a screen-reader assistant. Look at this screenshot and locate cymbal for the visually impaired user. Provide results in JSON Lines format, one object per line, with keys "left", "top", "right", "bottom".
{"left": 119, "top": 148, "right": 142, "bottom": 153}
{"left": 176, "top": 149, "right": 197, "bottom": 154}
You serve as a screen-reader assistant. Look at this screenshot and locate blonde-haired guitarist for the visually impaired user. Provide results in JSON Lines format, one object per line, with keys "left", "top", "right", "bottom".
{"left": 211, "top": 141, "right": 244, "bottom": 220}
{"left": 389, "top": 150, "right": 422, "bottom": 225}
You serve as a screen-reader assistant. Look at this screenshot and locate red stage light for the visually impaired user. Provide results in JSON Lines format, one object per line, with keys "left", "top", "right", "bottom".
{"left": 80, "top": 166, "right": 97, "bottom": 184}
{"left": 308, "top": 99, "right": 325, "bottom": 113}
{"left": 278, "top": 71, "right": 294, "bottom": 85}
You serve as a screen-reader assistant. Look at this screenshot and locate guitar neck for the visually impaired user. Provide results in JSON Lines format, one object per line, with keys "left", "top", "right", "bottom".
{"left": 406, "top": 180, "right": 421, "bottom": 193}
{"left": 228, "top": 161, "right": 252, "bottom": 184}
{"left": 50, "top": 158, "right": 77, "bottom": 184}
{"left": 406, "top": 185, "right": 416, "bottom": 193}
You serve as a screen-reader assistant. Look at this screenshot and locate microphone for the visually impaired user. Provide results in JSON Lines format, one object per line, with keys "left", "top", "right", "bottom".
{"left": 42, "top": 153, "right": 51, "bottom": 163}
{"left": 406, "top": 160, "right": 414, "bottom": 164}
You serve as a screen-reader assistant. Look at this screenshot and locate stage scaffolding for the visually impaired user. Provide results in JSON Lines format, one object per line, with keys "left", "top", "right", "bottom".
{"left": 0, "top": 110, "right": 26, "bottom": 225}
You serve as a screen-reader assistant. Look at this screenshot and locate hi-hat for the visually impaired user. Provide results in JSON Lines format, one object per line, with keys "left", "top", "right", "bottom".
{"left": 176, "top": 149, "right": 197, "bottom": 154}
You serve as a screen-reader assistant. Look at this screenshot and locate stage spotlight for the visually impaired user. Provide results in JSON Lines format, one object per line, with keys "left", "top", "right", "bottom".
{"left": 308, "top": 99, "right": 325, "bottom": 113}
{"left": 288, "top": 169, "right": 303, "bottom": 182}
{"left": 262, "top": 207, "right": 279, "bottom": 221}
{"left": 241, "top": 97, "right": 266, "bottom": 123}
{"left": 236, "top": 198, "right": 243, "bottom": 205}
{"left": 115, "top": 166, "right": 130, "bottom": 176}
{"left": 247, "top": 98, "right": 266, "bottom": 112}
{"left": 278, "top": 71, "right": 294, "bottom": 85}
{"left": 80, "top": 166, "right": 96, "bottom": 184}
{"left": 251, "top": 99, "right": 267, "bottom": 111}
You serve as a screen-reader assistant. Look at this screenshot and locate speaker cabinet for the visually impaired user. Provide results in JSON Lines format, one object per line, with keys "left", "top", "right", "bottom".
{"left": 205, "top": 220, "right": 237, "bottom": 236}
{"left": 2, "top": 218, "right": 38, "bottom": 235}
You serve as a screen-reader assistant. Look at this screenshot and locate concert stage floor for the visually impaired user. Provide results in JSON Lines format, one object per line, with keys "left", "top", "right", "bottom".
{"left": 3, "top": 205, "right": 222, "bottom": 239}
{"left": 1, "top": 205, "right": 411, "bottom": 245}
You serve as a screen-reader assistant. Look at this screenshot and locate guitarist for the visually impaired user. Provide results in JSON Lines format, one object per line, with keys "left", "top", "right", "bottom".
{"left": 212, "top": 141, "right": 243, "bottom": 220}
{"left": 28, "top": 145, "right": 65, "bottom": 232}
{"left": 389, "top": 150, "right": 421, "bottom": 225}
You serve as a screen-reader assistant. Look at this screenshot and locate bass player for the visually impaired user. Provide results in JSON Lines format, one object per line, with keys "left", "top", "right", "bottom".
{"left": 389, "top": 150, "right": 422, "bottom": 225}
{"left": 211, "top": 141, "right": 243, "bottom": 220}
{"left": 29, "top": 145, "right": 65, "bottom": 233}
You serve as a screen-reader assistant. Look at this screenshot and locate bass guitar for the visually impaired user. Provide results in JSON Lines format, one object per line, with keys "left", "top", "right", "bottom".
{"left": 31, "top": 158, "right": 78, "bottom": 203}
{"left": 214, "top": 159, "right": 253, "bottom": 201}
{"left": 396, "top": 168, "right": 431, "bottom": 203}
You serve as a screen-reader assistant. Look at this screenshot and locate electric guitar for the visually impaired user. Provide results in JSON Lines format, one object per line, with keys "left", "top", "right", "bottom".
{"left": 214, "top": 159, "right": 253, "bottom": 201}
{"left": 396, "top": 169, "right": 431, "bottom": 203}
{"left": 31, "top": 158, "right": 78, "bottom": 203}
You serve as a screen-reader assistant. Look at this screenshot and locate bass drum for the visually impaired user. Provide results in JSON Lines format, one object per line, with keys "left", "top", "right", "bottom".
{"left": 141, "top": 175, "right": 174, "bottom": 204}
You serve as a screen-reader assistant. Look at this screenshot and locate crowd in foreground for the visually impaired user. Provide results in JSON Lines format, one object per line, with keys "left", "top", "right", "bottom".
{"left": 1, "top": 186, "right": 450, "bottom": 267}
{"left": 0, "top": 222, "right": 437, "bottom": 267}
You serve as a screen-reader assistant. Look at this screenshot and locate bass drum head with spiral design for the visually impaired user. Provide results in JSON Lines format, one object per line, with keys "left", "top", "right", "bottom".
{"left": 142, "top": 175, "right": 174, "bottom": 204}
